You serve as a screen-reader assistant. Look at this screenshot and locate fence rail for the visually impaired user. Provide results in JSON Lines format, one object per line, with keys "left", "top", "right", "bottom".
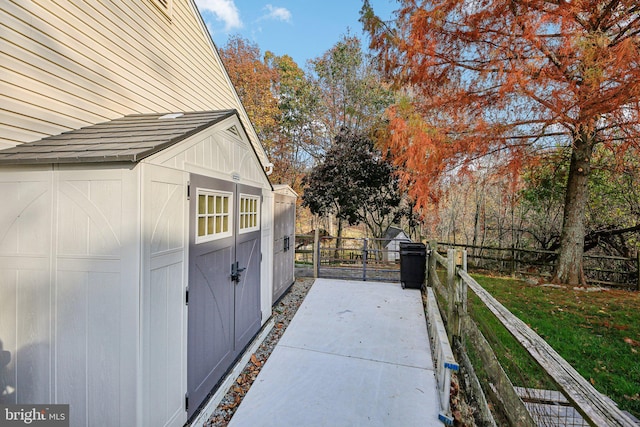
{"left": 295, "top": 234, "right": 408, "bottom": 282}
{"left": 429, "top": 244, "right": 637, "bottom": 427}
{"left": 437, "top": 241, "right": 640, "bottom": 290}
{"left": 426, "top": 287, "right": 459, "bottom": 425}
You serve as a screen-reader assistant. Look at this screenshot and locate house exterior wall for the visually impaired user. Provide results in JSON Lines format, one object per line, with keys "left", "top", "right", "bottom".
{"left": 0, "top": 164, "right": 141, "bottom": 427}
{"left": 0, "top": 0, "right": 267, "bottom": 165}
{"left": 1, "top": 1, "right": 277, "bottom": 423}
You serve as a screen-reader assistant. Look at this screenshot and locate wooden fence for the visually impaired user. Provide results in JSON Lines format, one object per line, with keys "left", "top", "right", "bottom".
{"left": 294, "top": 233, "right": 406, "bottom": 282}
{"left": 426, "top": 287, "right": 459, "bottom": 425}
{"left": 437, "top": 242, "right": 640, "bottom": 290}
{"left": 428, "top": 242, "right": 637, "bottom": 427}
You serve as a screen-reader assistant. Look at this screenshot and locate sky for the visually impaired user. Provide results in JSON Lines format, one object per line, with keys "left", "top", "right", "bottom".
{"left": 194, "top": 0, "right": 398, "bottom": 68}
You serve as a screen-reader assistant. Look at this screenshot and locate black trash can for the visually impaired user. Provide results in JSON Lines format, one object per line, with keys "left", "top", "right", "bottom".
{"left": 399, "top": 242, "right": 426, "bottom": 289}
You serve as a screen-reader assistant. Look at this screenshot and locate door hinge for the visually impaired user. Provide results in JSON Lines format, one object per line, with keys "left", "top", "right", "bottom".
{"left": 185, "top": 287, "right": 189, "bottom": 305}
{"left": 185, "top": 394, "right": 189, "bottom": 411}
{"left": 187, "top": 181, "right": 191, "bottom": 200}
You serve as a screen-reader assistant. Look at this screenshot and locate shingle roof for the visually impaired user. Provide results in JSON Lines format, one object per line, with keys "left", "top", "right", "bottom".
{"left": 382, "top": 226, "right": 410, "bottom": 247}
{"left": 0, "top": 110, "right": 237, "bottom": 165}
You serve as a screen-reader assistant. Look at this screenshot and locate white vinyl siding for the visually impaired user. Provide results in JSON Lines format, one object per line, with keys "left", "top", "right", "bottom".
{"left": 0, "top": 166, "right": 141, "bottom": 426}
{"left": 0, "top": 0, "right": 267, "bottom": 164}
{"left": 151, "top": 0, "right": 173, "bottom": 18}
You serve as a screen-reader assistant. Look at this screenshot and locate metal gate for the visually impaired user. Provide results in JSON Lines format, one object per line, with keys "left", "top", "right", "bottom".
{"left": 317, "top": 237, "right": 407, "bottom": 282}
{"left": 186, "top": 174, "right": 261, "bottom": 418}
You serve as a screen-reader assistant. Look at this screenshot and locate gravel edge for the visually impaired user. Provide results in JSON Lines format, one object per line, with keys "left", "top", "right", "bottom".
{"left": 204, "top": 277, "right": 315, "bottom": 426}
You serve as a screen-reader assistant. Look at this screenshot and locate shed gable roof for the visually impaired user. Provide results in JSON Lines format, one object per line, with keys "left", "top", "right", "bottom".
{"left": 382, "top": 226, "right": 410, "bottom": 247}
{"left": 0, "top": 110, "right": 237, "bottom": 165}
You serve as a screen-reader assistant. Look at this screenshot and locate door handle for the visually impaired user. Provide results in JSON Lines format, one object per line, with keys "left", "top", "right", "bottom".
{"left": 231, "top": 261, "right": 246, "bottom": 283}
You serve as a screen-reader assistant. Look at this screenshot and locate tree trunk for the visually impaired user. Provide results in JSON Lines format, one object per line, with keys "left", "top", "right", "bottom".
{"left": 553, "top": 131, "right": 594, "bottom": 285}
{"left": 335, "top": 217, "right": 343, "bottom": 260}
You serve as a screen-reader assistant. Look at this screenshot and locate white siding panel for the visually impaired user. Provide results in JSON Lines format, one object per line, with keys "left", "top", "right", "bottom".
{"left": 55, "top": 270, "right": 89, "bottom": 426}
{"left": 1, "top": 0, "right": 268, "bottom": 166}
{"left": 0, "top": 165, "right": 139, "bottom": 426}
{"left": 0, "top": 269, "right": 18, "bottom": 403}
{"left": 1, "top": 40, "right": 140, "bottom": 117}
{"left": 57, "top": 179, "right": 122, "bottom": 257}
{"left": 146, "top": 263, "right": 184, "bottom": 427}
{"left": 148, "top": 119, "right": 269, "bottom": 190}
{"left": 261, "top": 190, "right": 274, "bottom": 321}
{"left": 15, "top": 268, "right": 51, "bottom": 404}
{"left": 0, "top": 172, "right": 52, "bottom": 404}
{"left": 141, "top": 164, "right": 187, "bottom": 427}
{"left": 54, "top": 167, "right": 138, "bottom": 427}
{"left": 0, "top": 109, "right": 75, "bottom": 141}
{"left": 55, "top": 269, "right": 122, "bottom": 427}
{"left": 2, "top": 85, "right": 100, "bottom": 130}
{"left": 2, "top": 64, "right": 121, "bottom": 120}
{"left": 87, "top": 271, "right": 122, "bottom": 424}
{"left": 150, "top": 181, "right": 184, "bottom": 255}
{"left": 0, "top": 124, "right": 47, "bottom": 148}
{"left": 0, "top": 178, "right": 51, "bottom": 254}
{"left": 2, "top": 5, "right": 175, "bottom": 112}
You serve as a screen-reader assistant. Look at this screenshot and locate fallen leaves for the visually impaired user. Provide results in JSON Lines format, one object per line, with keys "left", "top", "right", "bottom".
{"left": 448, "top": 373, "right": 476, "bottom": 426}
{"left": 624, "top": 394, "right": 640, "bottom": 402}
{"left": 205, "top": 278, "right": 314, "bottom": 427}
{"left": 250, "top": 354, "right": 262, "bottom": 367}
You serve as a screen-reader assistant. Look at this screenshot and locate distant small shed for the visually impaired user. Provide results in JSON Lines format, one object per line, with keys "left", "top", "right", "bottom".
{"left": 382, "top": 226, "right": 411, "bottom": 262}
{"left": 0, "top": 110, "right": 274, "bottom": 426}
{"left": 272, "top": 185, "right": 297, "bottom": 301}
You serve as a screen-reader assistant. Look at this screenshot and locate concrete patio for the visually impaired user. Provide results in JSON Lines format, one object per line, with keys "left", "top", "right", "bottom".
{"left": 228, "top": 278, "right": 440, "bottom": 426}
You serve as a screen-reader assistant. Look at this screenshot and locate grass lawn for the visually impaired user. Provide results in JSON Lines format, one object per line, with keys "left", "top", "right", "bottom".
{"left": 466, "top": 274, "right": 640, "bottom": 418}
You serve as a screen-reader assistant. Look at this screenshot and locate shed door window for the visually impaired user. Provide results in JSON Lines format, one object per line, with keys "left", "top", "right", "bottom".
{"left": 196, "top": 189, "right": 232, "bottom": 242}
{"left": 239, "top": 194, "right": 260, "bottom": 233}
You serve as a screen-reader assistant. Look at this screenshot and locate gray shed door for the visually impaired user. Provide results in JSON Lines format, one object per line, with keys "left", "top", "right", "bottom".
{"left": 187, "top": 174, "right": 261, "bottom": 419}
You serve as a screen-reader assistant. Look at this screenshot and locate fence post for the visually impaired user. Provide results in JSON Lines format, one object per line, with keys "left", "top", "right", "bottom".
{"left": 447, "top": 249, "right": 456, "bottom": 341}
{"left": 446, "top": 249, "right": 467, "bottom": 343}
{"left": 362, "top": 238, "right": 368, "bottom": 281}
{"left": 459, "top": 250, "right": 468, "bottom": 331}
{"left": 313, "top": 227, "right": 320, "bottom": 279}
{"left": 428, "top": 240, "right": 437, "bottom": 287}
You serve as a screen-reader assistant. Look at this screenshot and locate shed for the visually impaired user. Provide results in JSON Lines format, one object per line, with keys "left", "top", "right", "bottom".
{"left": 382, "top": 226, "right": 412, "bottom": 262}
{"left": 0, "top": 110, "right": 274, "bottom": 426}
{"left": 272, "top": 185, "right": 297, "bottom": 301}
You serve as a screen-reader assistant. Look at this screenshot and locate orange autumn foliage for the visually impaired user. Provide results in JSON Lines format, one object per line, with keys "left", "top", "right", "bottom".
{"left": 219, "top": 35, "right": 279, "bottom": 146}
{"left": 362, "top": 0, "right": 640, "bottom": 284}
{"left": 363, "top": 0, "right": 640, "bottom": 202}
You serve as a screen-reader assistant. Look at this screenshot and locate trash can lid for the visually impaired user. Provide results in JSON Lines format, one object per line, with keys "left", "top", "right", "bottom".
{"left": 399, "top": 242, "right": 426, "bottom": 248}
